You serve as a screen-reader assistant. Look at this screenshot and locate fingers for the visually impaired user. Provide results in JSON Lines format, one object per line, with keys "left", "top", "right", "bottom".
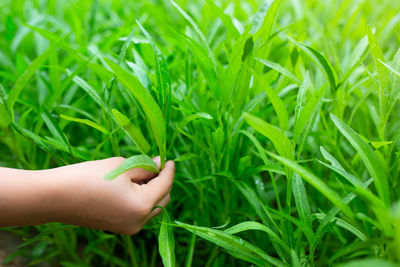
{"left": 126, "top": 156, "right": 161, "bottom": 182}
{"left": 141, "top": 160, "right": 175, "bottom": 206}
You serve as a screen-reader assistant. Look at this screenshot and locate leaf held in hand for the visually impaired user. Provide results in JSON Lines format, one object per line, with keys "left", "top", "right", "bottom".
{"left": 104, "top": 155, "right": 159, "bottom": 180}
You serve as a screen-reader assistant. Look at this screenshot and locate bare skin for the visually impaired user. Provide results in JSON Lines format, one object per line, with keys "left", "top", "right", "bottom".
{"left": 0, "top": 157, "right": 175, "bottom": 235}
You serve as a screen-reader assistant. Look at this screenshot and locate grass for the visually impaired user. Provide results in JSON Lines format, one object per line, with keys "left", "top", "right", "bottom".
{"left": 0, "top": 0, "right": 400, "bottom": 266}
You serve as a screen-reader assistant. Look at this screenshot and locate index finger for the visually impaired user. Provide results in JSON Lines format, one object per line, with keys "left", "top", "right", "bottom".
{"left": 141, "top": 160, "right": 175, "bottom": 205}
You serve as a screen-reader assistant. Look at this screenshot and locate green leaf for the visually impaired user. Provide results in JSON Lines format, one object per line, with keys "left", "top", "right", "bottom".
{"left": 25, "top": 24, "right": 113, "bottom": 81}
{"left": 71, "top": 74, "right": 104, "bottom": 107}
{"left": 170, "top": 0, "right": 214, "bottom": 63}
{"left": 158, "top": 207, "right": 176, "bottom": 267}
{"left": 235, "top": 181, "right": 277, "bottom": 228}
{"left": 104, "top": 155, "right": 158, "bottom": 180}
{"left": 318, "top": 146, "right": 363, "bottom": 187}
{"left": 0, "top": 84, "right": 10, "bottom": 129}
{"left": 371, "top": 140, "right": 393, "bottom": 149}
{"left": 184, "top": 234, "right": 196, "bottom": 267}
{"left": 179, "top": 112, "right": 213, "bottom": 128}
{"left": 60, "top": 114, "right": 109, "bottom": 134}
{"left": 104, "top": 58, "right": 166, "bottom": 167}
{"left": 380, "top": 47, "right": 400, "bottom": 112}
{"left": 313, "top": 213, "right": 366, "bottom": 241}
{"left": 379, "top": 60, "right": 400, "bottom": 79}
{"left": 239, "top": 130, "right": 271, "bottom": 167}
{"left": 221, "top": 28, "right": 251, "bottom": 101}
{"left": 253, "top": 0, "right": 282, "bottom": 44}
{"left": 234, "top": 181, "right": 286, "bottom": 260}
{"left": 337, "top": 259, "right": 398, "bottom": 267}
{"left": 290, "top": 250, "right": 301, "bottom": 267}
{"left": 244, "top": 112, "right": 292, "bottom": 159}
{"left": 330, "top": 114, "right": 389, "bottom": 206}
{"left": 340, "top": 35, "right": 369, "bottom": 84}
{"left": 174, "top": 153, "right": 198, "bottom": 162}
{"left": 8, "top": 35, "right": 68, "bottom": 119}
{"left": 256, "top": 58, "right": 300, "bottom": 85}
{"left": 248, "top": 67, "right": 289, "bottom": 131}
{"left": 112, "top": 109, "right": 150, "bottom": 154}
{"left": 137, "top": 21, "right": 171, "bottom": 121}
{"left": 309, "top": 178, "right": 373, "bottom": 256}
{"left": 224, "top": 221, "right": 290, "bottom": 253}
{"left": 293, "top": 73, "right": 325, "bottom": 148}
{"left": 11, "top": 122, "right": 53, "bottom": 153}
{"left": 184, "top": 35, "right": 219, "bottom": 99}
{"left": 292, "top": 173, "right": 314, "bottom": 242}
{"left": 127, "top": 61, "right": 151, "bottom": 90}
{"left": 174, "top": 221, "right": 286, "bottom": 267}
{"left": 41, "top": 108, "right": 68, "bottom": 146}
{"left": 288, "top": 36, "right": 337, "bottom": 90}
{"left": 118, "top": 26, "right": 135, "bottom": 64}
{"left": 266, "top": 151, "right": 354, "bottom": 219}
{"left": 368, "top": 27, "right": 389, "bottom": 120}
{"left": 205, "top": 0, "right": 240, "bottom": 38}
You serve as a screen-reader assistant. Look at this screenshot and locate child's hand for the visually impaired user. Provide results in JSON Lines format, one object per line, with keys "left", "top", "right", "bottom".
{"left": 52, "top": 157, "right": 175, "bottom": 235}
{"left": 0, "top": 157, "right": 175, "bottom": 235}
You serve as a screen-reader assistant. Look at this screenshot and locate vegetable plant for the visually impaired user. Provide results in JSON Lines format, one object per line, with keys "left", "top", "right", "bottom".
{"left": 0, "top": 0, "right": 400, "bottom": 266}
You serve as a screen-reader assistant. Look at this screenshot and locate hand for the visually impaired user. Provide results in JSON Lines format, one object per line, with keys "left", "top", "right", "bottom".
{"left": 0, "top": 157, "right": 175, "bottom": 235}
{"left": 51, "top": 157, "right": 175, "bottom": 235}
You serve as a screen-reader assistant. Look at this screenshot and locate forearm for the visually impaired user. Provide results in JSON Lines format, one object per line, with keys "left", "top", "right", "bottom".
{"left": 0, "top": 167, "right": 62, "bottom": 227}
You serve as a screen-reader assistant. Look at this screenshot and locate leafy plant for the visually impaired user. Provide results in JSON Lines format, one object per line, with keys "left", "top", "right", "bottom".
{"left": 1, "top": 0, "right": 400, "bottom": 266}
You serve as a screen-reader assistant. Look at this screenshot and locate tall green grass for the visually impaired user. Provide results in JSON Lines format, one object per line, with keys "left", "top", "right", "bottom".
{"left": 0, "top": 0, "right": 400, "bottom": 266}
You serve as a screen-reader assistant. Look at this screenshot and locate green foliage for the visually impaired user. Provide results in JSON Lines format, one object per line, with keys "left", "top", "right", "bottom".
{"left": 1, "top": 0, "right": 400, "bottom": 266}
{"left": 111, "top": 109, "right": 150, "bottom": 154}
{"left": 158, "top": 208, "right": 176, "bottom": 267}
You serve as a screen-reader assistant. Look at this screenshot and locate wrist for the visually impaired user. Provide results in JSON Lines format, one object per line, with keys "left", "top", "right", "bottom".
{"left": 37, "top": 167, "right": 71, "bottom": 224}
{"left": 0, "top": 167, "right": 65, "bottom": 227}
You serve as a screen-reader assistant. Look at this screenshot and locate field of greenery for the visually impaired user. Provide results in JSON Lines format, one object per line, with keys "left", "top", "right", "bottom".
{"left": 1, "top": 0, "right": 400, "bottom": 266}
